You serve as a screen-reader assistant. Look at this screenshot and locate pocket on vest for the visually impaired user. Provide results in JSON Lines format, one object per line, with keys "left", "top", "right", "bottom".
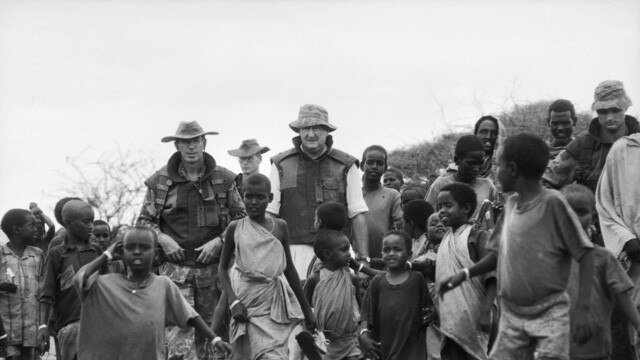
{"left": 319, "top": 177, "right": 342, "bottom": 202}
{"left": 197, "top": 203, "right": 220, "bottom": 228}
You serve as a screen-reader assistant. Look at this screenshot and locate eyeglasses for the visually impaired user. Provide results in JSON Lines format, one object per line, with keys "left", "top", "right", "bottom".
{"left": 596, "top": 108, "right": 623, "bottom": 115}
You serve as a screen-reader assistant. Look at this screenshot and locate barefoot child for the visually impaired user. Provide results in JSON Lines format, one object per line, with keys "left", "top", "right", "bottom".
{"left": 74, "top": 226, "right": 230, "bottom": 359}
{"left": 435, "top": 183, "right": 496, "bottom": 360}
{"left": 562, "top": 184, "right": 640, "bottom": 360}
{"left": 0, "top": 209, "right": 45, "bottom": 360}
{"left": 439, "top": 133, "right": 595, "bottom": 360}
{"left": 359, "top": 230, "right": 428, "bottom": 360}
{"left": 362, "top": 145, "right": 403, "bottom": 261}
{"left": 218, "top": 173, "right": 316, "bottom": 359}
{"left": 304, "top": 231, "right": 362, "bottom": 360}
{"left": 38, "top": 200, "right": 105, "bottom": 360}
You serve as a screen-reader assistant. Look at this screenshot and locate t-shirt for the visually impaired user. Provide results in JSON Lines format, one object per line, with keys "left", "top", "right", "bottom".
{"left": 361, "top": 271, "right": 427, "bottom": 360}
{"left": 488, "top": 189, "right": 593, "bottom": 306}
{"left": 567, "top": 246, "right": 634, "bottom": 358}
{"left": 363, "top": 186, "right": 403, "bottom": 258}
{"left": 75, "top": 272, "right": 198, "bottom": 360}
{"left": 425, "top": 174, "right": 498, "bottom": 219}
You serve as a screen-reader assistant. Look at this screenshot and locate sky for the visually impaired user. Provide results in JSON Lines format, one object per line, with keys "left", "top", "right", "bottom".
{"left": 1, "top": 0, "right": 639, "bottom": 229}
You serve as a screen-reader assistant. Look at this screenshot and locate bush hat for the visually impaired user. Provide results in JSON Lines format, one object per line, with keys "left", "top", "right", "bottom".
{"left": 227, "top": 139, "right": 270, "bottom": 157}
{"left": 592, "top": 80, "right": 633, "bottom": 111}
{"left": 288, "top": 104, "right": 337, "bottom": 133}
{"left": 161, "top": 121, "right": 219, "bottom": 143}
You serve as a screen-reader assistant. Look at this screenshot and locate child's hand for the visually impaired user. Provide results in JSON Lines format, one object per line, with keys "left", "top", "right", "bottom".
{"left": 230, "top": 301, "right": 249, "bottom": 323}
{"left": 211, "top": 337, "right": 232, "bottom": 357}
{"left": 348, "top": 256, "right": 360, "bottom": 271}
{"left": 0, "top": 282, "right": 17, "bottom": 293}
{"left": 358, "top": 331, "right": 380, "bottom": 360}
{"left": 29, "top": 202, "right": 42, "bottom": 214}
{"left": 107, "top": 241, "right": 123, "bottom": 261}
{"left": 436, "top": 272, "right": 465, "bottom": 297}
{"left": 37, "top": 326, "right": 49, "bottom": 353}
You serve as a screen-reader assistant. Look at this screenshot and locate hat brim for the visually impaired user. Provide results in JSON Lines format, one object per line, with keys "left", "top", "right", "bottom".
{"left": 227, "top": 146, "right": 270, "bottom": 157}
{"left": 161, "top": 131, "right": 219, "bottom": 143}
{"left": 288, "top": 119, "right": 337, "bottom": 133}
{"left": 592, "top": 98, "right": 631, "bottom": 111}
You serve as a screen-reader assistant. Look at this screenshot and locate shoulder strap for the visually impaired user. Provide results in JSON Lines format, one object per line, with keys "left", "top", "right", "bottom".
{"left": 153, "top": 168, "right": 172, "bottom": 223}
{"left": 210, "top": 167, "right": 236, "bottom": 231}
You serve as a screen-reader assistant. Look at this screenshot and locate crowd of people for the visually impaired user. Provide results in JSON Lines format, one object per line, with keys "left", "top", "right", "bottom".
{"left": 0, "top": 79, "right": 639, "bottom": 360}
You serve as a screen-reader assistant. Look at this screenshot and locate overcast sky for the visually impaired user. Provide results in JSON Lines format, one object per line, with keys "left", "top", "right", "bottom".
{"left": 1, "top": 0, "right": 639, "bottom": 227}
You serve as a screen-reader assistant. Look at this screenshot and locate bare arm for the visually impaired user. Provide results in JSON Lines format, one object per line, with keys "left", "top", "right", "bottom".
{"left": 351, "top": 213, "right": 369, "bottom": 258}
{"left": 218, "top": 222, "right": 238, "bottom": 305}
{"left": 617, "top": 290, "right": 640, "bottom": 331}
{"left": 437, "top": 252, "right": 497, "bottom": 296}
{"left": 573, "top": 249, "right": 595, "bottom": 344}
{"left": 279, "top": 220, "right": 316, "bottom": 330}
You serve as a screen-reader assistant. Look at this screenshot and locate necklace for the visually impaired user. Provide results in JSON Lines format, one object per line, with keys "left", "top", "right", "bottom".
{"left": 127, "top": 274, "right": 152, "bottom": 293}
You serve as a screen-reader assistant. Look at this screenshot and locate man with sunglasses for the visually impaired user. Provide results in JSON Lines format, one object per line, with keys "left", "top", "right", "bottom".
{"left": 544, "top": 80, "right": 638, "bottom": 192}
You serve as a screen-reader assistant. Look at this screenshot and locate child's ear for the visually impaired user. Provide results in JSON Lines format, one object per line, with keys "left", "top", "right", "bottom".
{"left": 321, "top": 248, "right": 331, "bottom": 260}
{"left": 463, "top": 203, "right": 473, "bottom": 217}
{"left": 268, "top": 192, "right": 274, "bottom": 203}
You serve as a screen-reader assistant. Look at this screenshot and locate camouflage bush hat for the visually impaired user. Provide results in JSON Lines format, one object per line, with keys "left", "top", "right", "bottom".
{"left": 592, "top": 80, "right": 633, "bottom": 111}
{"left": 288, "top": 104, "right": 337, "bottom": 133}
{"left": 161, "top": 121, "right": 219, "bottom": 142}
{"left": 227, "top": 139, "right": 270, "bottom": 157}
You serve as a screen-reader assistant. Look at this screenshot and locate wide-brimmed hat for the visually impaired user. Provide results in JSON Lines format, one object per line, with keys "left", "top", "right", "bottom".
{"left": 227, "top": 139, "right": 270, "bottom": 157}
{"left": 288, "top": 104, "right": 337, "bottom": 133}
{"left": 161, "top": 121, "right": 219, "bottom": 143}
{"left": 592, "top": 80, "right": 633, "bottom": 111}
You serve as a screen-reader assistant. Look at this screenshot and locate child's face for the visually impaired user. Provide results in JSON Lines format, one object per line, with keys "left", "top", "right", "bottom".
{"left": 363, "top": 150, "right": 386, "bottom": 183}
{"left": 427, "top": 213, "right": 448, "bottom": 244}
{"left": 243, "top": 182, "right": 272, "bottom": 219}
{"left": 565, "top": 194, "right": 594, "bottom": 231}
{"left": 67, "top": 207, "right": 95, "bottom": 242}
{"left": 548, "top": 110, "right": 575, "bottom": 143}
{"left": 324, "top": 235, "right": 351, "bottom": 268}
{"left": 15, "top": 214, "right": 37, "bottom": 243}
{"left": 383, "top": 172, "right": 402, "bottom": 191}
{"left": 437, "top": 191, "right": 470, "bottom": 228}
{"left": 381, "top": 234, "right": 410, "bottom": 271}
{"left": 476, "top": 119, "right": 498, "bottom": 154}
{"left": 455, "top": 150, "right": 485, "bottom": 183}
{"left": 497, "top": 152, "right": 516, "bottom": 192}
{"left": 123, "top": 233, "right": 155, "bottom": 273}
{"left": 92, "top": 225, "right": 111, "bottom": 250}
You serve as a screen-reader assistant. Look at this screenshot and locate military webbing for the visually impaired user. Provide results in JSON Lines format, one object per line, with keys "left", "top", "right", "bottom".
{"left": 575, "top": 134, "right": 597, "bottom": 185}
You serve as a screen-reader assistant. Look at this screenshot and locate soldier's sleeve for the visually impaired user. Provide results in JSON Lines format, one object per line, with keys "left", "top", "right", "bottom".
{"left": 542, "top": 148, "right": 579, "bottom": 189}
{"left": 136, "top": 187, "right": 162, "bottom": 234}
{"left": 226, "top": 182, "right": 247, "bottom": 220}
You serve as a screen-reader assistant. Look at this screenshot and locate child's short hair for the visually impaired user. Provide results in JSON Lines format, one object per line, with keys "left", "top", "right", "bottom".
{"left": 403, "top": 200, "right": 434, "bottom": 232}
{"left": 560, "top": 184, "right": 596, "bottom": 211}
{"left": 455, "top": 135, "right": 485, "bottom": 158}
{"left": 1, "top": 209, "right": 32, "bottom": 237}
{"left": 313, "top": 230, "right": 344, "bottom": 261}
{"left": 244, "top": 173, "right": 271, "bottom": 192}
{"left": 402, "top": 185, "right": 427, "bottom": 199}
{"left": 384, "top": 230, "right": 413, "bottom": 252}
{"left": 548, "top": 99, "right": 576, "bottom": 121}
{"left": 441, "top": 183, "right": 477, "bottom": 217}
{"left": 123, "top": 225, "right": 158, "bottom": 246}
{"left": 361, "top": 145, "right": 388, "bottom": 165}
{"left": 316, "top": 201, "right": 348, "bottom": 231}
{"left": 54, "top": 197, "right": 82, "bottom": 227}
{"left": 93, "top": 219, "right": 110, "bottom": 229}
{"left": 385, "top": 168, "right": 404, "bottom": 183}
{"left": 501, "top": 133, "right": 550, "bottom": 180}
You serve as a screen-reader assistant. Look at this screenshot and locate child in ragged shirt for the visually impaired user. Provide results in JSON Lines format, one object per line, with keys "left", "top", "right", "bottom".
{"left": 435, "top": 183, "right": 496, "bottom": 360}
{"left": 304, "top": 231, "right": 362, "bottom": 360}
{"left": 75, "top": 226, "right": 231, "bottom": 360}
{"left": 0, "top": 209, "right": 45, "bottom": 360}
{"left": 439, "top": 133, "right": 596, "bottom": 360}
{"left": 562, "top": 184, "right": 640, "bottom": 360}
{"left": 359, "top": 230, "right": 428, "bottom": 360}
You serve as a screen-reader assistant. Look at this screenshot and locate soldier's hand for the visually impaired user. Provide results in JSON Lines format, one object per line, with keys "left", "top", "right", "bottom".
{"left": 158, "top": 233, "right": 184, "bottom": 263}
{"left": 37, "top": 325, "right": 49, "bottom": 353}
{"left": 196, "top": 237, "right": 223, "bottom": 265}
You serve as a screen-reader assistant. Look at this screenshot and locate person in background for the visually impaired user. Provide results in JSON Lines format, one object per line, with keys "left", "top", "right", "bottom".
{"left": 227, "top": 139, "right": 270, "bottom": 196}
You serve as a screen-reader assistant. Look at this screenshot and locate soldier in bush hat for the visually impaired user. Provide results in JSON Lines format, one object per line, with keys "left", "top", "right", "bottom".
{"left": 544, "top": 80, "right": 639, "bottom": 192}
{"left": 227, "top": 139, "right": 270, "bottom": 196}
{"left": 267, "top": 105, "right": 369, "bottom": 280}
{"left": 137, "top": 121, "right": 246, "bottom": 360}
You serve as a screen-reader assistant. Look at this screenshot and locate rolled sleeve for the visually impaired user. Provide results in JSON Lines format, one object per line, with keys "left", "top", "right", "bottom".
{"left": 267, "top": 163, "right": 281, "bottom": 216}
{"left": 226, "top": 182, "right": 247, "bottom": 220}
{"left": 345, "top": 164, "right": 368, "bottom": 218}
{"left": 542, "top": 148, "right": 579, "bottom": 189}
{"left": 136, "top": 188, "right": 162, "bottom": 234}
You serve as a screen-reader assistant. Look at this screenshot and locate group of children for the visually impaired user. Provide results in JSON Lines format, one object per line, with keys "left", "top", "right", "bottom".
{"left": 1, "top": 128, "right": 638, "bottom": 360}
